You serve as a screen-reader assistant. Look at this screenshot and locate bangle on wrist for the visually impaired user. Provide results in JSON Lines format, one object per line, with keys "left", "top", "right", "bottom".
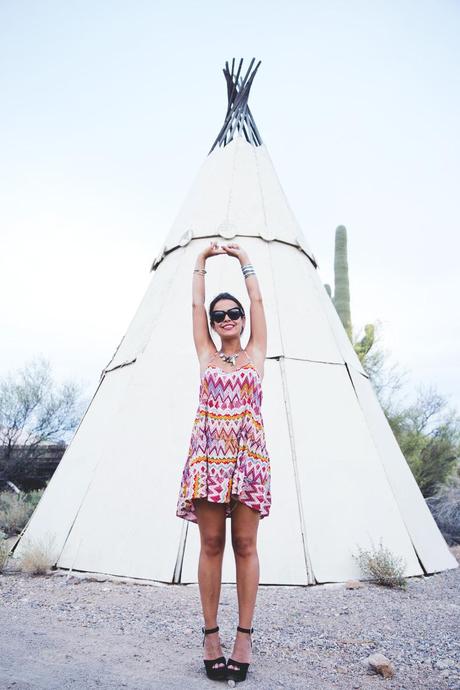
{"left": 241, "top": 263, "right": 255, "bottom": 279}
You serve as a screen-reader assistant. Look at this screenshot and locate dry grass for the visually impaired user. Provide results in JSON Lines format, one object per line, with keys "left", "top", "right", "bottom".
{"left": 426, "top": 483, "right": 460, "bottom": 545}
{"left": 15, "top": 533, "right": 59, "bottom": 575}
{"left": 0, "top": 531, "right": 10, "bottom": 572}
{"left": 352, "top": 538, "right": 408, "bottom": 589}
{"left": 0, "top": 492, "right": 32, "bottom": 536}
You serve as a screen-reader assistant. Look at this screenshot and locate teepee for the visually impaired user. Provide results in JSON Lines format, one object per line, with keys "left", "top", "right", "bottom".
{"left": 11, "top": 59, "right": 457, "bottom": 585}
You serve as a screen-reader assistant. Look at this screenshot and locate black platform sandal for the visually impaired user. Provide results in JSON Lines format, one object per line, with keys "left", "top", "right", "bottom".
{"left": 202, "top": 625, "right": 227, "bottom": 680}
{"left": 226, "top": 625, "right": 254, "bottom": 682}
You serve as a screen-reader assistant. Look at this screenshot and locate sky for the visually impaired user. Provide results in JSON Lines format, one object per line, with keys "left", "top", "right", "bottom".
{"left": 1, "top": 0, "right": 459, "bottom": 415}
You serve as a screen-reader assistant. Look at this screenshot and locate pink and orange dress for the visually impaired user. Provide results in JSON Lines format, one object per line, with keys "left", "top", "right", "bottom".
{"left": 176, "top": 350, "right": 272, "bottom": 523}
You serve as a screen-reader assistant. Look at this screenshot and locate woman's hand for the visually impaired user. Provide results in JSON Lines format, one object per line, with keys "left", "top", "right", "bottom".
{"left": 221, "top": 243, "right": 249, "bottom": 263}
{"left": 201, "top": 241, "right": 228, "bottom": 259}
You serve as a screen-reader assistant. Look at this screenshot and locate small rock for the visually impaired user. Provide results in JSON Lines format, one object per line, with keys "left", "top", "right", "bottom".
{"left": 366, "top": 652, "right": 395, "bottom": 678}
{"left": 345, "top": 579, "right": 363, "bottom": 589}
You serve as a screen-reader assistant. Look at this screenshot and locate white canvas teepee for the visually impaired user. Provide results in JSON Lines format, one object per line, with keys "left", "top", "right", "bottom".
{"left": 11, "top": 59, "right": 457, "bottom": 585}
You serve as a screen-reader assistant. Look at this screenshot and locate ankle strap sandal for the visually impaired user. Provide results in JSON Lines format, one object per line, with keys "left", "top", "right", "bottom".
{"left": 202, "top": 625, "right": 227, "bottom": 680}
{"left": 226, "top": 625, "right": 254, "bottom": 682}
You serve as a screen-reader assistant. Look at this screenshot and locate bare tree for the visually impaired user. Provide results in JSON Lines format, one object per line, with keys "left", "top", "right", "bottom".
{"left": 0, "top": 356, "right": 86, "bottom": 482}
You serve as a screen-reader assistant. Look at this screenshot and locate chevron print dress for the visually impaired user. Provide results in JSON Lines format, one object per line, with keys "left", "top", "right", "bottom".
{"left": 176, "top": 350, "right": 271, "bottom": 523}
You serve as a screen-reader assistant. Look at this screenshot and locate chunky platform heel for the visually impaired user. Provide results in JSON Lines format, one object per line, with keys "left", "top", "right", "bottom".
{"left": 202, "top": 625, "right": 227, "bottom": 680}
{"left": 226, "top": 625, "right": 254, "bottom": 682}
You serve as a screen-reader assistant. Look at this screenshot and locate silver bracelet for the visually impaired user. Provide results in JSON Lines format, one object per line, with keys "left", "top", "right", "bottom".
{"left": 193, "top": 268, "right": 207, "bottom": 275}
{"left": 241, "top": 263, "right": 256, "bottom": 279}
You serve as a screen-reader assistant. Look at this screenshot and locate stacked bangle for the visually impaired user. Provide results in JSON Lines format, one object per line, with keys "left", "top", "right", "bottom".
{"left": 241, "top": 263, "right": 256, "bottom": 279}
{"left": 192, "top": 264, "right": 255, "bottom": 279}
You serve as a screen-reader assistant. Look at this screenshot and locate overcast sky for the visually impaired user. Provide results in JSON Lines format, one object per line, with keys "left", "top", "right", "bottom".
{"left": 1, "top": 0, "right": 459, "bottom": 415}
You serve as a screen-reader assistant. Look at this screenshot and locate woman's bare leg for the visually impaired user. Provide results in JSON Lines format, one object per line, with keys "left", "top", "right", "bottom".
{"left": 228, "top": 499, "right": 260, "bottom": 670}
{"left": 193, "top": 498, "right": 227, "bottom": 670}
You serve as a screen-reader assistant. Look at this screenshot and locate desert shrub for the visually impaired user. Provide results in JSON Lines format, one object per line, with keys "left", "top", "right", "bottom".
{"left": 23, "top": 487, "right": 45, "bottom": 511}
{"left": 0, "top": 529, "right": 10, "bottom": 572}
{"left": 0, "top": 492, "right": 34, "bottom": 536}
{"left": 426, "top": 482, "right": 460, "bottom": 546}
{"left": 353, "top": 539, "right": 407, "bottom": 589}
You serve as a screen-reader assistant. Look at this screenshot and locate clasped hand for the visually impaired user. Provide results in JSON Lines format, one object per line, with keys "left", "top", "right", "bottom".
{"left": 203, "top": 241, "right": 247, "bottom": 261}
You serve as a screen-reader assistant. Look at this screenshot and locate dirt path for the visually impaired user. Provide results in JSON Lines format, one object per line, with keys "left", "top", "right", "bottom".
{"left": 1, "top": 552, "right": 459, "bottom": 690}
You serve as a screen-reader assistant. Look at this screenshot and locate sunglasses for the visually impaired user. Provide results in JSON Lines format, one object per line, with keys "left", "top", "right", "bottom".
{"left": 210, "top": 307, "right": 244, "bottom": 323}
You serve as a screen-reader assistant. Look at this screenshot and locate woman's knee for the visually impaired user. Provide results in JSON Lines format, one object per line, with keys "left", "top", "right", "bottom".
{"left": 232, "top": 534, "right": 257, "bottom": 558}
{"left": 201, "top": 532, "right": 226, "bottom": 557}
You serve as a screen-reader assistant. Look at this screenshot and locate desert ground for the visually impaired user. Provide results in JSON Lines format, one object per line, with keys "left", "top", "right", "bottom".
{"left": 0, "top": 547, "right": 459, "bottom": 690}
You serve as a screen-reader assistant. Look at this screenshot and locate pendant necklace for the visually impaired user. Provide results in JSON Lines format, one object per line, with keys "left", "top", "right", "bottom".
{"left": 218, "top": 349, "right": 243, "bottom": 367}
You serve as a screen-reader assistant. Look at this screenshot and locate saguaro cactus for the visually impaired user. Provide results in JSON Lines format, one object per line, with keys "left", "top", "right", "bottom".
{"left": 324, "top": 224, "right": 375, "bottom": 360}
{"left": 334, "top": 225, "right": 352, "bottom": 340}
{"left": 354, "top": 323, "right": 375, "bottom": 360}
{"left": 325, "top": 225, "right": 352, "bottom": 340}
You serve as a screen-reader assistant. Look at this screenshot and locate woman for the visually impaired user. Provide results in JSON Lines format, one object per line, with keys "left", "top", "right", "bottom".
{"left": 176, "top": 240, "right": 272, "bottom": 682}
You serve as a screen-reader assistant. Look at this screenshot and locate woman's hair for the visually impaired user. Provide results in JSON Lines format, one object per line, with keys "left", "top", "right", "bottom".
{"left": 209, "top": 292, "right": 246, "bottom": 335}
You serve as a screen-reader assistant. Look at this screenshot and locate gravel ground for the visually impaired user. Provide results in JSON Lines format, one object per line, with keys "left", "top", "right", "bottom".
{"left": 1, "top": 548, "right": 459, "bottom": 690}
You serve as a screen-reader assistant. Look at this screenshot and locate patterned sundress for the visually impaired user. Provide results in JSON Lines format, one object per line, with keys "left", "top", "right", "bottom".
{"left": 176, "top": 350, "right": 272, "bottom": 523}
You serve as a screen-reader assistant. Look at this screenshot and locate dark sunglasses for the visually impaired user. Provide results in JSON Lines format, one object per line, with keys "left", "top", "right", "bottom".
{"left": 210, "top": 307, "right": 244, "bottom": 323}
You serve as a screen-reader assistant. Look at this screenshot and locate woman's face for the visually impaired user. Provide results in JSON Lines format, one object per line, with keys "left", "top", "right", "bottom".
{"left": 211, "top": 299, "right": 245, "bottom": 338}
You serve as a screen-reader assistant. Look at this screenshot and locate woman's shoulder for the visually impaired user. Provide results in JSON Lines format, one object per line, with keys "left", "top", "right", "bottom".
{"left": 244, "top": 345, "right": 265, "bottom": 381}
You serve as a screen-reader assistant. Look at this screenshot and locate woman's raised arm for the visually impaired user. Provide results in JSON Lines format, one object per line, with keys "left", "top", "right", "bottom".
{"left": 222, "top": 244, "right": 267, "bottom": 356}
{"left": 192, "top": 242, "right": 226, "bottom": 360}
